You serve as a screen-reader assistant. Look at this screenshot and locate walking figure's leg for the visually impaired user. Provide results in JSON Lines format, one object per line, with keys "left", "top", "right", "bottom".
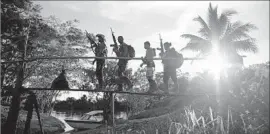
{"left": 99, "top": 60, "right": 105, "bottom": 89}
{"left": 119, "top": 76, "right": 133, "bottom": 90}
{"left": 163, "top": 69, "right": 170, "bottom": 94}
{"left": 116, "top": 60, "right": 133, "bottom": 91}
{"left": 117, "top": 65, "right": 124, "bottom": 91}
{"left": 96, "top": 60, "right": 104, "bottom": 90}
{"left": 147, "top": 78, "right": 157, "bottom": 93}
{"left": 146, "top": 67, "right": 157, "bottom": 93}
{"left": 171, "top": 69, "right": 179, "bottom": 93}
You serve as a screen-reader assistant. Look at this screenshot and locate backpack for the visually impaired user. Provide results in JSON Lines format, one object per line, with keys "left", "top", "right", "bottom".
{"left": 127, "top": 45, "right": 135, "bottom": 58}
{"left": 174, "top": 51, "right": 184, "bottom": 68}
{"left": 170, "top": 48, "right": 184, "bottom": 68}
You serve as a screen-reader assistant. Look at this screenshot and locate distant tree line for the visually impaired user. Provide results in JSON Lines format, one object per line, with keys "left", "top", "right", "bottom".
{"left": 53, "top": 95, "right": 130, "bottom": 113}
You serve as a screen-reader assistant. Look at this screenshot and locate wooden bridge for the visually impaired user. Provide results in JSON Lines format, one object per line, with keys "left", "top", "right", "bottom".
{"left": 1, "top": 55, "right": 245, "bottom": 134}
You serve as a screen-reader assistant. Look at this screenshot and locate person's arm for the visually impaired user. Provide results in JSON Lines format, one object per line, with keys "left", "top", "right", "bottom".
{"left": 140, "top": 50, "right": 148, "bottom": 67}
{"left": 161, "top": 51, "right": 167, "bottom": 64}
{"left": 113, "top": 47, "right": 120, "bottom": 57}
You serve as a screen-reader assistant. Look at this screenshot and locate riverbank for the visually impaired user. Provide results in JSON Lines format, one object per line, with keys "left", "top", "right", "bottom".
{"left": 1, "top": 106, "right": 66, "bottom": 134}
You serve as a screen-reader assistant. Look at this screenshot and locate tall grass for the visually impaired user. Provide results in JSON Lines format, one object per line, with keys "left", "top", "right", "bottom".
{"left": 106, "top": 64, "right": 269, "bottom": 134}
{"left": 168, "top": 106, "right": 268, "bottom": 134}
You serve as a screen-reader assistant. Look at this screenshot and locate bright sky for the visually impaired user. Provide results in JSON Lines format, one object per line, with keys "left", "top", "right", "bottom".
{"left": 34, "top": 1, "right": 269, "bottom": 100}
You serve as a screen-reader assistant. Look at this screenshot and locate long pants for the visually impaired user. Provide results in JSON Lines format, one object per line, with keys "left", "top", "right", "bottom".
{"left": 146, "top": 67, "right": 157, "bottom": 92}
{"left": 147, "top": 78, "right": 157, "bottom": 91}
{"left": 96, "top": 59, "right": 105, "bottom": 90}
{"left": 163, "top": 67, "right": 178, "bottom": 92}
{"left": 117, "top": 60, "right": 132, "bottom": 91}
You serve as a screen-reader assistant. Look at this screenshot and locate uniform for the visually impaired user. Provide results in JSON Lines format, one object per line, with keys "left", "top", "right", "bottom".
{"left": 162, "top": 48, "right": 179, "bottom": 93}
{"left": 95, "top": 41, "right": 107, "bottom": 90}
{"left": 143, "top": 47, "right": 157, "bottom": 93}
{"left": 115, "top": 43, "right": 132, "bottom": 91}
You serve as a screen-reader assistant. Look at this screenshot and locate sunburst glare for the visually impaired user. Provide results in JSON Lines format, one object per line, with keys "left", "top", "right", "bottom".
{"left": 202, "top": 41, "right": 227, "bottom": 80}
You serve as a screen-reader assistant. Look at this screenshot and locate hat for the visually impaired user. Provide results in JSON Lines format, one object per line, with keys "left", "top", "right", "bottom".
{"left": 96, "top": 34, "right": 106, "bottom": 41}
{"left": 96, "top": 34, "right": 105, "bottom": 39}
{"left": 164, "top": 42, "right": 171, "bottom": 46}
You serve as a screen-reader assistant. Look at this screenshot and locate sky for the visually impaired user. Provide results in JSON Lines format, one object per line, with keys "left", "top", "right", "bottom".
{"left": 34, "top": 1, "right": 269, "bottom": 100}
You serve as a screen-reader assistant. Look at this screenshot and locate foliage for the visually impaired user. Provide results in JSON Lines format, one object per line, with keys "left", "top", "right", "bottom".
{"left": 1, "top": 0, "right": 92, "bottom": 114}
{"left": 1, "top": 0, "right": 42, "bottom": 86}
{"left": 54, "top": 95, "right": 130, "bottom": 113}
{"left": 180, "top": 3, "right": 258, "bottom": 65}
{"left": 24, "top": 17, "right": 90, "bottom": 113}
{"left": 1, "top": 0, "right": 52, "bottom": 133}
{"left": 179, "top": 62, "right": 269, "bottom": 134}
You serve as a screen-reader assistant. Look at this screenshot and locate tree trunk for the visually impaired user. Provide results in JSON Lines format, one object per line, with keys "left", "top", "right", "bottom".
{"left": 23, "top": 96, "right": 33, "bottom": 134}
{"left": 3, "top": 16, "right": 31, "bottom": 134}
{"left": 3, "top": 65, "right": 24, "bottom": 134}
{"left": 1, "top": 66, "right": 6, "bottom": 87}
{"left": 103, "top": 93, "right": 113, "bottom": 126}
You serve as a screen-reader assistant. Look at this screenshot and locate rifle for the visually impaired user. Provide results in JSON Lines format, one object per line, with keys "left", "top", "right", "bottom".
{"left": 157, "top": 34, "right": 164, "bottom": 57}
{"left": 110, "top": 28, "right": 119, "bottom": 55}
{"left": 110, "top": 28, "right": 118, "bottom": 48}
{"left": 85, "top": 30, "right": 97, "bottom": 50}
{"left": 85, "top": 30, "right": 97, "bottom": 64}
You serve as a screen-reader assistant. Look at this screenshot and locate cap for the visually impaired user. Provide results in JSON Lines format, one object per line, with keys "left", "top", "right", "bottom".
{"left": 164, "top": 42, "right": 171, "bottom": 46}
{"left": 96, "top": 34, "right": 105, "bottom": 39}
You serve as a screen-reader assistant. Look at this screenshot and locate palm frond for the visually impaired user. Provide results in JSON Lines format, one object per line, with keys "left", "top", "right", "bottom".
{"left": 231, "top": 21, "right": 243, "bottom": 29}
{"left": 190, "top": 52, "right": 209, "bottom": 64}
{"left": 220, "top": 21, "right": 241, "bottom": 39}
{"left": 219, "top": 10, "right": 238, "bottom": 37}
{"left": 223, "top": 23, "right": 257, "bottom": 42}
{"left": 181, "top": 41, "right": 211, "bottom": 53}
{"left": 181, "top": 43, "right": 201, "bottom": 52}
{"left": 222, "top": 10, "right": 238, "bottom": 17}
{"left": 208, "top": 3, "right": 219, "bottom": 37}
{"left": 232, "top": 38, "right": 258, "bottom": 53}
{"left": 193, "top": 16, "right": 211, "bottom": 39}
{"left": 181, "top": 34, "right": 207, "bottom": 41}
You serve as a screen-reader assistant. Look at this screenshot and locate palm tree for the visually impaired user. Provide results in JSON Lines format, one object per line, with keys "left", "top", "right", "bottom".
{"left": 180, "top": 3, "right": 258, "bottom": 66}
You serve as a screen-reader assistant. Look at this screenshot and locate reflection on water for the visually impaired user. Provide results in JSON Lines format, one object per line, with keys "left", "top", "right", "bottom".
{"left": 51, "top": 110, "right": 128, "bottom": 133}
{"left": 51, "top": 111, "right": 82, "bottom": 120}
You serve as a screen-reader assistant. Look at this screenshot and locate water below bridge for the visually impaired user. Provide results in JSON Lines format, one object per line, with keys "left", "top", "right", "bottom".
{"left": 51, "top": 110, "right": 128, "bottom": 133}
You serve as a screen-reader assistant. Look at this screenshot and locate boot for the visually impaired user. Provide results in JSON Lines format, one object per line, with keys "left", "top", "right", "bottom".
{"left": 146, "top": 88, "right": 155, "bottom": 94}
{"left": 120, "top": 76, "right": 133, "bottom": 91}
{"left": 146, "top": 79, "right": 157, "bottom": 93}
{"left": 162, "top": 85, "right": 170, "bottom": 95}
{"left": 173, "top": 84, "right": 179, "bottom": 93}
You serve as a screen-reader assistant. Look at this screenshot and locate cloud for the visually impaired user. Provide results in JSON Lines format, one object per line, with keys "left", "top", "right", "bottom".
{"left": 62, "top": 3, "right": 84, "bottom": 12}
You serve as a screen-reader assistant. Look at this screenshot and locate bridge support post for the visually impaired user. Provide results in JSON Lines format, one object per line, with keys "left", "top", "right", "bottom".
{"left": 110, "top": 93, "right": 115, "bottom": 134}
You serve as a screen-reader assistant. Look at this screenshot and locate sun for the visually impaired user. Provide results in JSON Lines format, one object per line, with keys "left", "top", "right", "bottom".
{"left": 205, "top": 54, "right": 225, "bottom": 80}
{"left": 201, "top": 41, "right": 229, "bottom": 80}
